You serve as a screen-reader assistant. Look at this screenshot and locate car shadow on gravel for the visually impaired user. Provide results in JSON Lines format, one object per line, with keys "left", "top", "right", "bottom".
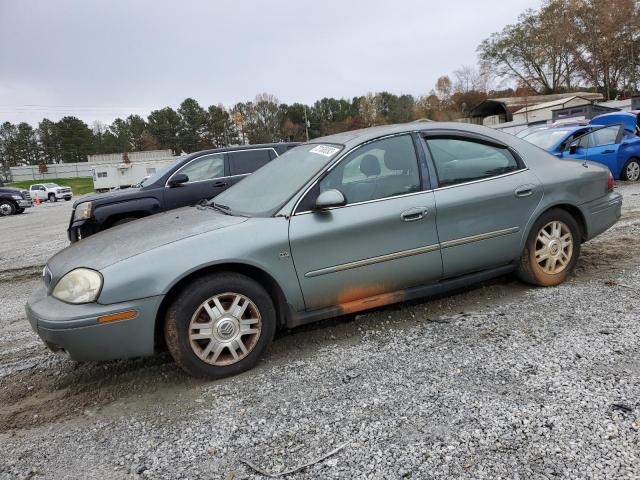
{"left": 1, "top": 228, "right": 637, "bottom": 434}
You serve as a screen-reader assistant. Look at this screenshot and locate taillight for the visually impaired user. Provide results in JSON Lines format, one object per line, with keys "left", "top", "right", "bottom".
{"left": 607, "top": 171, "right": 615, "bottom": 191}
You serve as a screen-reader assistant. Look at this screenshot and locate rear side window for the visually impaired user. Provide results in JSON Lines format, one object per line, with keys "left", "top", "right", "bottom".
{"left": 425, "top": 138, "right": 520, "bottom": 187}
{"left": 229, "top": 149, "right": 272, "bottom": 176}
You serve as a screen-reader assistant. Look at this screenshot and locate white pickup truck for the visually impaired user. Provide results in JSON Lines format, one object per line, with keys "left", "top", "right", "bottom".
{"left": 29, "top": 183, "right": 73, "bottom": 202}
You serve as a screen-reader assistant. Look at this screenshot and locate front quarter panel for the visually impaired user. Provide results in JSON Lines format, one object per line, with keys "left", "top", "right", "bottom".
{"left": 97, "top": 217, "right": 305, "bottom": 311}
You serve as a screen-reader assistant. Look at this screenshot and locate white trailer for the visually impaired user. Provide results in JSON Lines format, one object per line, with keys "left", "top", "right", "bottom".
{"left": 88, "top": 150, "right": 179, "bottom": 191}
{"left": 91, "top": 159, "right": 177, "bottom": 191}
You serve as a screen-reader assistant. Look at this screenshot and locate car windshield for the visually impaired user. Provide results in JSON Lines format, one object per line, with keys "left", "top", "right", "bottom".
{"left": 516, "top": 127, "right": 547, "bottom": 138}
{"left": 212, "top": 143, "right": 343, "bottom": 216}
{"left": 523, "top": 129, "right": 575, "bottom": 150}
{"left": 44, "top": 183, "right": 60, "bottom": 188}
{"left": 139, "top": 158, "right": 183, "bottom": 187}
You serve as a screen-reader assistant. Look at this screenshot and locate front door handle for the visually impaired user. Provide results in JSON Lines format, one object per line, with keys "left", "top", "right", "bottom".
{"left": 601, "top": 149, "right": 615, "bottom": 154}
{"left": 212, "top": 181, "right": 228, "bottom": 187}
{"left": 400, "top": 207, "right": 428, "bottom": 222}
{"left": 514, "top": 185, "right": 535, "bottom": 198}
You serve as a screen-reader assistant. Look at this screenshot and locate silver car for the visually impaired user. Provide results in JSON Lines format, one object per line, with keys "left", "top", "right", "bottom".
{"left": 26, "top": 123, "right": 622, "bottom": 378}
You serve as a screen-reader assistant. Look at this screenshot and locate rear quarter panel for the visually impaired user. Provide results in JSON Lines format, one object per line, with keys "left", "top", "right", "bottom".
{"left": 499, "top": 133, "right": 612, "bottom": 245}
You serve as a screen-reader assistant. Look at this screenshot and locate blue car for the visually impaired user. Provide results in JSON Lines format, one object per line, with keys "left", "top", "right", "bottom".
{"left": 522, "top": 116, "right": 640, "bottom": 181}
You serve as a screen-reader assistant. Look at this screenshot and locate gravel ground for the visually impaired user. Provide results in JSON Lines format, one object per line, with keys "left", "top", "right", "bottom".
{"left": 0, "top": 184, "right": 639, "bottom": 480}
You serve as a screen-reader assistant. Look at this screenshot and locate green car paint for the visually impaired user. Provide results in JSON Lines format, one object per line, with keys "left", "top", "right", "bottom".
{"left": 26, "top": 122, "right": 622, "bottom": 362}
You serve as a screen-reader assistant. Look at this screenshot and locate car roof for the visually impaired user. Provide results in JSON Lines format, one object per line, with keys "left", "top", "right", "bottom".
{"left": 186, "top": 142, "right": 301, "bottom": 158}
{"left": 310, "top": 121, "right": 531, "bottom": 149}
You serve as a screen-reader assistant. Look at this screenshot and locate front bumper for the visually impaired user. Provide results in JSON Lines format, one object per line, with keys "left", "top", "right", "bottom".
{"left": 17, "top": 199, "right": 33, "bottom": 208}
{"left": 582, "top": 191, "right": 623, "bottom": 240}
{"left": 26, "top": 284, "right": 164, "bottom": 362}
{"left": 55, "top": 192, "right": 73, "bottom": 200}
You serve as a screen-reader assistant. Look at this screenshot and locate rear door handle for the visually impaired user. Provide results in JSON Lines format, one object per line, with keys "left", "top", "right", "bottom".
{"left": 514, "top": 185, "right": 535, "bottom": 198}
{"left": 400, "top": 207, "right": 428, "bottom": 222}
{"left": 212, "top": 181, "right": 228, "bottom": 187}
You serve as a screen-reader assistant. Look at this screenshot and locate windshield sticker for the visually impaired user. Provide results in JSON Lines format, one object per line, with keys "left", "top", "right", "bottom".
{"left": 310, "top": 145, "right": 340, "bottom": 157}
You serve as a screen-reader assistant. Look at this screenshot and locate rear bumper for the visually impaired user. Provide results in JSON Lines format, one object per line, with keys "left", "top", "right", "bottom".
{"left": 26, "top": 284, "right": 163, "bottom": 361}
{"left": 582, "top": 191, "right": 623, "bottom": 240}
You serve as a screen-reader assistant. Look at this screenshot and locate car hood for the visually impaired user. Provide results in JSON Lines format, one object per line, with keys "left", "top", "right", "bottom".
{"left": 73, "top": 187, "right": 142, "bottom": 207}
{"left": 47, "top": 206, "right": 247, "bottom": 274}
{"left": 0, "top": 187, "right": 24, "bottom": 194}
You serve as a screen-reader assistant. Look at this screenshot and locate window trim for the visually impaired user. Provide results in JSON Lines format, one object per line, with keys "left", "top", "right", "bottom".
{"left": 293, "top": 133, "right": 428, "bottom": 215}
{"left": 422, "top": 133, "right": 526, "bottom": 189}
{"left": 165, "top": 147, "right": 279, "bottom": 187}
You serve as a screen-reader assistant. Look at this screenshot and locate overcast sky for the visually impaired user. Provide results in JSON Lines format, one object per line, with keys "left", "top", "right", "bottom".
{"left": 0, "top": 0, "right": 540, "bottom": 126}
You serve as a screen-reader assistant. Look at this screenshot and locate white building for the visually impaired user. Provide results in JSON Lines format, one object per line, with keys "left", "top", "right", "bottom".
{"left": 511, "top": 96, "right": 595, "bottom": 124}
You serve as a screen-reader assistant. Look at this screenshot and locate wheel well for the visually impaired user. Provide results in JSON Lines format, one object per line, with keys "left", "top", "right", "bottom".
{"left": 153, "top": 263, "right": 290, "bottom": 351}
{"left": 0, "top": 198, "right": 17, "bottom": 208}
{"left": 104, "top": 211, "right": 150, "bottom": 229}
{"left": 543, "top": 204, "right": 587, "bottom": 242}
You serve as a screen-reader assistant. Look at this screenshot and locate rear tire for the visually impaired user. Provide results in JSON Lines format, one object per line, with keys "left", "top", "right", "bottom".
{"left": 0, "top": 200, "right": 16, "bottom": 216}
{"left": 621, "top": 158, "right": 640, "bottom": 182}
{"left": 164, "top": 272, "right": 276, "bottom": 379}
{"left": 517, "top": 208, "right": 580, "bottom": 286}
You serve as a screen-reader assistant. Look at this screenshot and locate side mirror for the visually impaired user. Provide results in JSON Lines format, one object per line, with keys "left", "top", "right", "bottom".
{"left": 569, "top": 143, "right": 579, "bottom": 155}
{"left": 168, "top": 173, "right": 189, "bottom": 187}
{"left": 314, "top": 189, "right": 346, "bottom": 210}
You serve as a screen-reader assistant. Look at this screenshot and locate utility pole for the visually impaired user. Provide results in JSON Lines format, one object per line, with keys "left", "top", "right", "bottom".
{"left": 304, "top": 107, "right": 310, "bottom": 142}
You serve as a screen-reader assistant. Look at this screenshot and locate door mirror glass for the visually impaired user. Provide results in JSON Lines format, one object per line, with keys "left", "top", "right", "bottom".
{"left": 314, "top": 189, "right": 346, "bottom": 209}
{"left": 168, "top": 173, "right": 189, "bottom": 187}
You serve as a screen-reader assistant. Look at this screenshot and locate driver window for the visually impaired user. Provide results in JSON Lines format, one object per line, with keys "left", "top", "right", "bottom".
{"left": 177, "top": 154, "right": 224, "bottom": 182}
{"left": 578, "top": 126, "right": 619, "bottom": 148}
{"left": 319, "top": 135, "right": 421, "bottom": 205}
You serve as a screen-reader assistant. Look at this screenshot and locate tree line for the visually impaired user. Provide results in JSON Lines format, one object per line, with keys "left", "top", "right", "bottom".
{"left": 0, "top": 86, "right": 487, "bottom": 170}
{"left": 2, "top": 0, "right": 638, "bottom": 174}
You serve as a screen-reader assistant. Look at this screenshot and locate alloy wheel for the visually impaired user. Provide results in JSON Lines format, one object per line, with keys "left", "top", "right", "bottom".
{"left": 188, "top": 292, "right": 262, "bottom": 366}
{"left": 626, "top": 161, "right": 640, "bottom": 181}
{"left": 534, "top": 220, "right": 573, "bottom": 274}
{"left": 0, "top": 202, "right": 13, "bottom": 216}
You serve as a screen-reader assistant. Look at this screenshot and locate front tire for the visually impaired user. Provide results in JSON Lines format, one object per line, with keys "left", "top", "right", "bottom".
{"left": 517, "top": 208, "right": 580, "bottom": 286}
{"left": 164, "top": 272, "right": 276, "bottom": 378}
{"left": 0, "top": 200, "right": 16, "bottom": 216}
{"left": 622, "top": 158, "right": 640, "bottom": 182}
{"left": 15, "top": 208, "right": 25, "bottom": 214}
{"left": 48, "top": 193, "right": 57, "bottom": 203}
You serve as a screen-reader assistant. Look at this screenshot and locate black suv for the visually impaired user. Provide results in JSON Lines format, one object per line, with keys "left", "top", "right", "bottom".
{"left": 68, "top": 143, "right": 299, "bottom": 241}
{"left": 0, "top": 180, "right": 33, "bottom": 216}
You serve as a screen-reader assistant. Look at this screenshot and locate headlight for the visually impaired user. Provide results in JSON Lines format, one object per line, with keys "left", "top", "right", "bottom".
{"left": 52, "top": 268, "right": 103, "bottom": 304}
{"left": 73, "top": 202, "right": 93, "bottom": 221}
{"left": 11, "top": 194, "right": 22, "bottom": 200}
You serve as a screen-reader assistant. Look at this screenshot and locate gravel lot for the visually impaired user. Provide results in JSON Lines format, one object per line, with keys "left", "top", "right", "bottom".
{"left": 1, "top": 185, "right": 639, "bottom": 480}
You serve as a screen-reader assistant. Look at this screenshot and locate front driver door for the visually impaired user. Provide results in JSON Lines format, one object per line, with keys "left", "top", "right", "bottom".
{"left": 564, "top": 125, "right": 623, "bottom": 175}
{"left": 163, "top": 153, "right": 227, "bottom": 210}
{"left": 289, "top": 134, "right": 442, "bottom": 312}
